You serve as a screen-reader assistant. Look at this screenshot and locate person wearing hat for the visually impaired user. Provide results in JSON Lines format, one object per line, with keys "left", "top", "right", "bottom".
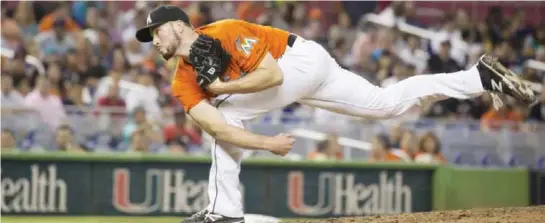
{"left": 35, "top": 17, "right": 75, "bottom": 59}
{"left": 136, "top": 5, "right": 536, "bottom": 223}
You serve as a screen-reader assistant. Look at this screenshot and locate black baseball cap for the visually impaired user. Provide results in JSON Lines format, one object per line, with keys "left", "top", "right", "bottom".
{"left": 135, "top": 5, "right": 190, "bottom": 43}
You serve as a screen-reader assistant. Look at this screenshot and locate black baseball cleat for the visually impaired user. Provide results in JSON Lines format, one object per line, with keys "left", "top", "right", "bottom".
{"left": 477, "top": 54, "right": 536, "bottom": 106}
{"left": 181, "top": 209, "right": 209, "bottom": 223}
{"left": 203, "top": 213, "right": 245, "bottom": 223}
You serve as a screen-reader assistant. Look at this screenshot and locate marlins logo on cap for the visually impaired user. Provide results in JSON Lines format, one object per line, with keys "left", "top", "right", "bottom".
{"left": 146, "top": 15, "right": 152, "bottom": 26}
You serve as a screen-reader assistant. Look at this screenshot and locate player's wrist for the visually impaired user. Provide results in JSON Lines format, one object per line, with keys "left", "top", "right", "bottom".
{"left": 262, "top": 138, "right": 276, "bottom": 151}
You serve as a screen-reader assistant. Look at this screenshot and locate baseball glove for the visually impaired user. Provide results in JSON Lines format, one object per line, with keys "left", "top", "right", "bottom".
{"left": 189, "top": 35, "right": 231, "bottom": 90}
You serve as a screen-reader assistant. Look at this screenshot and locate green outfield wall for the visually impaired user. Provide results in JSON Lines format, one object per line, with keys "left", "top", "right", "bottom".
{"left": 433, "top": 166, "right": 529, "bottom": 210}
{"left": 0, "top": 152, "right": 530, "bottom": 217}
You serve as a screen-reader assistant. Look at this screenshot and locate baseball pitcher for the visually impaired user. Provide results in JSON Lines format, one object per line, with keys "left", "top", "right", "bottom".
{"left": 136, "top": 5, "right": 536, "bottom": 223}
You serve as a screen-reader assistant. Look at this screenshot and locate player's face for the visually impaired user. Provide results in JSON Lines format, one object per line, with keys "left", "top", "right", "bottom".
{"left": 152, "top": 23, "right": 179, "bottom": 60}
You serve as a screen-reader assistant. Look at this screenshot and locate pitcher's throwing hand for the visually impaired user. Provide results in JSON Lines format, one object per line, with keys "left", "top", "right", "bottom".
{"left": 266, "top": 133, "right": 295, "bottom": 156}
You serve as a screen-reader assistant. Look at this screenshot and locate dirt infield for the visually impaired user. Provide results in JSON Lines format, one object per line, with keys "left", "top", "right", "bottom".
{"left": 285, "top": 206, "right": 545, "bottom": 223}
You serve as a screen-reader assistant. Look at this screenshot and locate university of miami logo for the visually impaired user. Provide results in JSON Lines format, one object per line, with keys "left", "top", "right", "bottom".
{"left": 112, "top": 168, "right": 163, "bottom": 214}
{"left": 287, "top": 171, "right": 413, "bottom": 216}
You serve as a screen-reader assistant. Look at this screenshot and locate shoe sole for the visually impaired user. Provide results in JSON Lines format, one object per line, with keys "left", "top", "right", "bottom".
{"left": 479, "top": 56, "right": 536, "bottom": 103}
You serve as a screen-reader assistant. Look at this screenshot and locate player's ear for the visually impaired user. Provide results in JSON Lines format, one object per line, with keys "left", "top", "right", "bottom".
{"left": 175, "top": 21, "right": 189, "bottom": 30}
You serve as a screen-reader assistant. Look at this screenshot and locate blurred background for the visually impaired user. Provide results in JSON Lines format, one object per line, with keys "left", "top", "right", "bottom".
{"left": 1, "top": 1, "right": 545, "bottom": 168}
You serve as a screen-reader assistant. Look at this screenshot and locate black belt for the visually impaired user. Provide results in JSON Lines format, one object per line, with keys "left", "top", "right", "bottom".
{"left": 287, "top": 34, "right": 297, "bottom": 47}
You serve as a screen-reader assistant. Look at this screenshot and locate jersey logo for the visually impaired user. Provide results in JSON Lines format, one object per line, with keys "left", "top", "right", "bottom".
{"left": 235, "top": 35, "right": 258, "bottom": 57}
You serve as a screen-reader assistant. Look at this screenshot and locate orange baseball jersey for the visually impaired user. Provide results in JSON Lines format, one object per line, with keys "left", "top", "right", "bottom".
{"left": 171, "top": 19, "right": 290, "bottom": 112}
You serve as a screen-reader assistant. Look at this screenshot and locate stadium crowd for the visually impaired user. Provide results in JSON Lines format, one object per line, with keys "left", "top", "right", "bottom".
{"left": 1, "top": 1, "right": 544, "bottom": 165}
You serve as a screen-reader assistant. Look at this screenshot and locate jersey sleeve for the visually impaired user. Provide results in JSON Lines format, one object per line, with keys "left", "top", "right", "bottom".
{"left": 228, "top": 20, "right": 270, "bottom": 73}
{"left": 170, "top": 60, "right": 207, "bottom": 112}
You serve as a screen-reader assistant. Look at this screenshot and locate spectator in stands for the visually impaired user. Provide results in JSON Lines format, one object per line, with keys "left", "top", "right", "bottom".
{"left": 328, "top": 12, "right": 356, "bottom": 58}
{"left": 15, "top": 77, "right": 31, "bottom": 97}
{"left": 351, "top": 23, "right": 379, "bottom": 70}
{"left": 369, "top": 134, "right": 400, "bottom": 162}
{"left": 63, "top": 82, "right": 89, "bottom": 116}
{"left": 494, "top": 40, "right": 517, "bottom": 68}
{"left": 1, "top": 18, "right": 23, "bottom": 51}
{"left": 1, "top": 74, "right": 27, "bottom": 113}
{"left": 38, "top": 2, "right": 80, "bottom": 32}
{"left": 163, "top": 110, "right": 203, "bottom": 153}
{"left": 431, "top": 12, "right": 460, "bottom": 52}
{"left": 1, "top": 129, "right": 17, "bottom": 150}
{"left": 125, "top": 72, "right": 162, "bottom": 122}
{"left": 2, "top": 46, "right": 41, "bottom": 92}
{"left": 95, "top": 67, "right": 126, "bottom": 103}
{"left": 303, "top": 8, "right": 325, "bottom": 43}
{"left": 24, "top": 76, "right": 67, "bottom": 130}
{"left": 481, "top": 102, "right": 523, "bottom": 131}
{"left": 127, "top": 126, "right": 166, "bottom": 154}
{"left": 107, "top": 46, "right": 130, "bottom": 76}
{"left": 118, "top": 3, "right": 148, "bottom": 47}
{"left": 374, "top": 49, "right": 393, "bottom": 84}
{"left": 427, "top": 40, "right": 462, "bottom": 74}
{"left": 308, "top": 134, "right": 343, "bottom": 161}
{"left": 96, "top": 81, "right": 126, "bottom": 117}
{"left": 81, "top": 65, "right": 106, "bottom": 104}
{"left": 398, "top": 35, "right": 429, "bottom": 74}
{"left": 82, "top": 6, "right": 100, "bottom": 45}
{"left": 123, "top": 106, "right": 163, "bottom": 149}
{"left": 329, "top": 33, "right": 350, "bottom": 69}
{"left": 236, "top": 2, "right": 266, "bottom": 23}
{"left": 389, "top": 123, "right": 405, "bottom": 148}
{"left": 393, "top": 130, "right": 418, "bottom": 162}
{"left": 372, "top": 28, "right": 397, "bottom": 63}
{"left": 34, "top": 18, "right": 75, "bottom": 61}
{"left": 118, "top": 1, "right": 147, "bottom": 36}
{"left": 403, "top": 2, "right": 424, "bottom": 28}
{"left": 128, "top": 129, "right": 149, "bottom": 153}
{"left": 96, "top": 28, "right": 113, "bottom": 68}
{"left": 124, "top": 38, "right": 146, "bottom": 68}
{"left": 53, "top": 124, "right": 85, "bottom": 152}
{"left": 415, "top": 131, "right": 447, "bottom": 164}
{"left": 45, "top": 62, "right": 65, "bottom": 97}
{"left": 64, "top": 49, "right": 86, "bottom": 81}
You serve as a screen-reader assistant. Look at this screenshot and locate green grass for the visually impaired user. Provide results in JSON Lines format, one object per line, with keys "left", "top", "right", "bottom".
{"left": 1, "top": 216, "right": 182, "bottom": 223}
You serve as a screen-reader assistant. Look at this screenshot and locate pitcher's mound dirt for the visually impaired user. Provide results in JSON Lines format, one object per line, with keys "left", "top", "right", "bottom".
{"left": 285, "top": 206, "right": 545, "bottom": 223}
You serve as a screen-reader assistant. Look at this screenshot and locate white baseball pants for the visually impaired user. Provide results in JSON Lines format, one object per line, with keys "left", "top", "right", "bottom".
{"left": 205, "top": 37, "right": 485, "bottom": 217}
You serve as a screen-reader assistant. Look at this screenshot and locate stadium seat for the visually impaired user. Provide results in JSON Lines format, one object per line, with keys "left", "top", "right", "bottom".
{"left": 453, "top": 151, "right": 478, "bottom": 166}
{"left": 480, "top": 153, "right": 505, "bottom": 167}
{"left": 506, "top": 132, "right": 538, "bottom": 167}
